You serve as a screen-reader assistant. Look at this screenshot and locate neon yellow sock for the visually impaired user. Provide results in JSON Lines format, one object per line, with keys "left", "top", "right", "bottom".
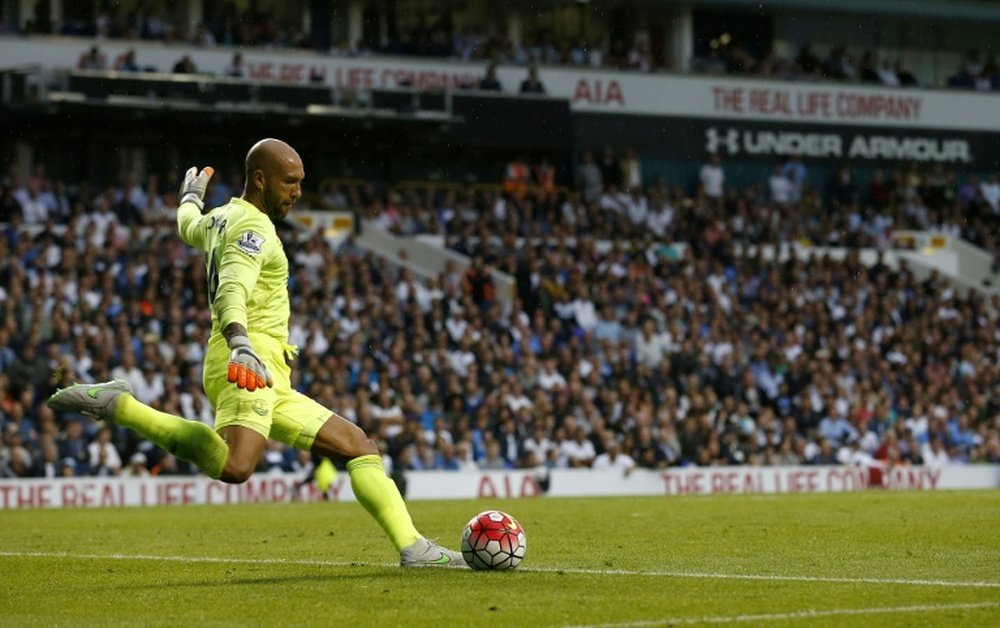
{"left": 315, "top": 458, "right": 338, "bottom": 492}
{"left": 115, "top": 395, "right": 229, "bottom": 480}
{"left": 347, "top": 454, "right": 421, "bottom": 551}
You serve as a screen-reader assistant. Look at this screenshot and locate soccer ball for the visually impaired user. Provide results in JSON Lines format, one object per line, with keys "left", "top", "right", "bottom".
{"left": 461, "top": 510, "right": 526, "bottom": 570}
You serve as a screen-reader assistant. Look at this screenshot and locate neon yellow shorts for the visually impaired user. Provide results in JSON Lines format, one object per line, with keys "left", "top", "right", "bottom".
{"left": 204, "top": 332, "right": 330, "bottom": 451}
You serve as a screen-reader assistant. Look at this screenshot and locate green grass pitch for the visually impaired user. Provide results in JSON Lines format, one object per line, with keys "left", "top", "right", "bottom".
{"left": 1, "top": 490, "right": 997, "bottom": 627}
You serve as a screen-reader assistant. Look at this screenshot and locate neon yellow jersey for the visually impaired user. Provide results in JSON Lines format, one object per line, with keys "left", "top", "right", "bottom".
{"left": 177, "top": 197, "right": 289, "bottom": 343}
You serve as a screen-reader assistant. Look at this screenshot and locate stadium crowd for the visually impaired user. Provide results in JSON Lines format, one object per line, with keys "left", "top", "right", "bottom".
{"left": 1, "top": 152, "right": 999, "bottom": 481}
{"left": 6, "top": 0, "right": 998, "bottom": 90}
{"left": 691, "top": 44, "right": 1000, "bottom": 92}
{"left": 381, "top": 150, "right": 1000, "bottom": 262}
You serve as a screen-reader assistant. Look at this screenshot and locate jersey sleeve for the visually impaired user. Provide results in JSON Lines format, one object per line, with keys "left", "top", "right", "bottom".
{"left": 176, "top": 202, "right": 206, "bottom": 249}
{"left": 213, "top": 212, "right": 275, "bottom": 332}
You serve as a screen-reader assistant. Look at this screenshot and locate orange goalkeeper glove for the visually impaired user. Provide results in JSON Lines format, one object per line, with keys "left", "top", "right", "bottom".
{"left": 227, "top": 335, "right": 273, "bottom": 392}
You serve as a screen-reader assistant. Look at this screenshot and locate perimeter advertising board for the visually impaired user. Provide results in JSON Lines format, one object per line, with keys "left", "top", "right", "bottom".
{"left": 1, "top": 466, "right": 997, "bottom": 509}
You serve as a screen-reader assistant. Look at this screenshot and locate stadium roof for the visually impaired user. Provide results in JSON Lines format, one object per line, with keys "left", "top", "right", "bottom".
{"left": 678, "top": 0, "right": 1000, "bottom": 22}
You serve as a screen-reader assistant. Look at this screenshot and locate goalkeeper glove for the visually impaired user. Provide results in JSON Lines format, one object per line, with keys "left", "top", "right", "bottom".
{"left": 227, "top": 335, "right": 273, "bottom": 392}
{"left": 179, "top": 166, "right": 215, "bottom": 211}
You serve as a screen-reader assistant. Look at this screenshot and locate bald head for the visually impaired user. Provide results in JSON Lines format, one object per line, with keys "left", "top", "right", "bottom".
{"left": 242, "top": 138, "right": 304, "bottom": 220}
{"left": 245, "top": 138, "right": 300, "bottom": 178}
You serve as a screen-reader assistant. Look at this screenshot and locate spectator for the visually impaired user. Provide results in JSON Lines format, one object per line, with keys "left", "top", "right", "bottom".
{"left": 537, "top": 358, "right": 567, "bottom": 392}
{"left": 592, "top": 437, "right": 636, "bottom": 472}
{"left": 979, "top": 174, "right": 1000, "bottom": 213}
{"left": 433, "top": 441, "right": 462, "bottom": 470}
{"left": 597, "top": 146, "right": 622, "bottom": 189}
{"left": 838, "top": 438, "right": 878, "bottom": 468}
{"left": 87, "top": 426, "right": 122, "bottom": 476}
{"left": 560, "top": 426, "right": 596, "bottom": 468}
{"left": 795, "top": 43, "right": 820, "bottom": 76}
{"left": 781, "top": 153, "right": 808, "bottom": 203}
{"left": 124, "top": 452, "right": 150, "bottom": 477}
{"left": 14, "top": 181, "right": 48, "bottom": 224}
{"left": 822, "top": 45, "right": 856, "bottom": 80}
{"left": 632, "top": 426, "right": 672, "bottom": 469}
{"left": 922, "top": 436, "right": 951, "bottom": 467}
{"left": 519, "top": 65, "right": 546, "bottom": 94}
{"left": 0, "top": 423, "right": 31, "bottom": 478}
{"left": 627, "top": 41, "right": 653, "bottom": 72}
{"left": 172, "top": 54, "right": 197, "bottom": 74}
{"left": 454, "top": 442, "right": 479, "bottom": 471}
{"left": 32, "top": 441, "right": 61, "bottom": 478}
{"left": 575, "top": 150, "right": 603, "bottom": 205}
{"left": 77, "top": 46, "right": 107, "bottom": 70}
{"left": 114, "top": 48, "right": 141, "bottom": 72}
{"left": 768, "top": 163, "right": 793, "bottom": 205}
{"left": 808, "top": 438, "right": 840, "bottom": 465}
{"left": 635, "top": 319, "right": 668, "bottom": 369}
{"left": 192, "top": 22, "right": 216, "bottom": 47}
{"left": 370, "top": 388, "right": 405, "bottom": 439}
{"left": 699, "top": 152, "right": 725, "bottom": 201}
{"left": 60, "top": 457, "right": 78, "bottom": 477}
{"left": 773, "top": 437, "right": 801, "bottom": 466}
{"left": 858, "top": 51, "right": 880, "bottom": 83}
{"left": 867, "top": 169, "right": 893, "bottom": 209}
{"left": 133, "top": 362, "right": 166, "bottom": 405}
{"left": 620, "top": 148, "right": 643, "bottom": 191}
{"left": 533, "top": 156, "right": 556, "bottom": 194}
{"left": 570, "top": 284, "right": 598, "bottom": 332}
{"left": 463, "top": 256, "right": 494, "bottom": 310}
{"left": 645, "top": 191, "right": 674, "bottom": 238}
{"left": 522, "top": 425, "right": 553, "bottom": 464}
{"left": 877, "top": 58, "right": 900, "bottom": 86}
{"left": 828, "top": 164, "right": 856, "bottom": 208}
{"left": 57, "top": 419, "right": 89, "bottom": 476}
{"left": 895, "top": 60, "right": 918, "bottom": 87}
{"left": 223, "top": 52, "right": 247, "bottom": 78}
{"left": 151, "top": 454, "right": 183, "bottom": 476}
{"left": 503, "top": 156, "right": 530, "bottom": 199}
{"left": 478, "top": 63, "right": 502, "bottom": 91}
{"left": 480, "top": 441, "right": 512, "bottom": 470}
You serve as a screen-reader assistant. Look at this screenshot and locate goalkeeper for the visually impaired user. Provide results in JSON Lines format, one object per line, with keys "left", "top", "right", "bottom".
{"left": 49, "top": 138, "right": 463, "bottom": 568}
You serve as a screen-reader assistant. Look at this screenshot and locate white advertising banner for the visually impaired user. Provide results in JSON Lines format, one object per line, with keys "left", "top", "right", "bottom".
{"left": 407, "top": 465, "right": 1000, "bottom": 499}
{"left": 547, "top": 464, "right": 1000, "bottom": 497}
{"left": 1, "top": 465, "right": 996, "bottom": 509}
{"left": 3, "top": 36, "right": 1000, "bottom": 131}
{"left": 0, "top": 473, "right": 343, "bottom": 509}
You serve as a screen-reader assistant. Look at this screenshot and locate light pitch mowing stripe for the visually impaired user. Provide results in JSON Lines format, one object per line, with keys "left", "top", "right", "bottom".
{"left": 1, "top": 551, "right": 999, "bottom": 590}
{"left": 563, "top": 601, "right": 1000, "bottom": 627}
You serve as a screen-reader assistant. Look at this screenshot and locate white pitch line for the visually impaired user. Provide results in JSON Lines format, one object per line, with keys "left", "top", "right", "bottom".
{"left": 1, "top": 551, "right": 999, "bottom": 590}
{"left": 520, "top": 565, "right": 1000, "bottom": 589}
{"left": 564, "top": 601, "right": 1000, "bottom": 627}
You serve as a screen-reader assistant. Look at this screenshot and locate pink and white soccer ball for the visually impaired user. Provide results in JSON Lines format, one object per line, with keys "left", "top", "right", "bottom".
{"left": 461, "top": 510, "right": 527, "bottom": 570}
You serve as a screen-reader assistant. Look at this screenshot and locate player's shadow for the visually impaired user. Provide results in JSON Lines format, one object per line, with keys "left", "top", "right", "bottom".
{"left": 116, "top": 570, "right": 449, "bottom": 590}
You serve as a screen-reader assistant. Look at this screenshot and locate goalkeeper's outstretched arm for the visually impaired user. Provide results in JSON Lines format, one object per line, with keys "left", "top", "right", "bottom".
{"left": 176, "top": 166, "right": 214, "bottom": 247}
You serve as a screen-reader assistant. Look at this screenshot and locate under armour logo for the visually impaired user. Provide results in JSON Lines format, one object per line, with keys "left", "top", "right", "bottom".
{"left": 705, "top": 127, "right": 740, "bottom": 155}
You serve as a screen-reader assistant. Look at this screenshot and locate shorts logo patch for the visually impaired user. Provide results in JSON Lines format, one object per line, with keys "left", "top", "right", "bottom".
{"left": 251, "top": 399, "right": 269, "bottom": 416}
{"left": 237, "top": 231, "right": 265, "bottom": 255}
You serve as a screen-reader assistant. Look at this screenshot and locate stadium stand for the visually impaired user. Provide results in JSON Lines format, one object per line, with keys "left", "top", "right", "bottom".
{"left": 1, "top": 0, "right": 999, "bottom": 487}
{"left": 3, "top": 0, "right": 1000, "bottom": 89}
{"left": 1, "top": 152, "right": 999, "bottom": 479}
